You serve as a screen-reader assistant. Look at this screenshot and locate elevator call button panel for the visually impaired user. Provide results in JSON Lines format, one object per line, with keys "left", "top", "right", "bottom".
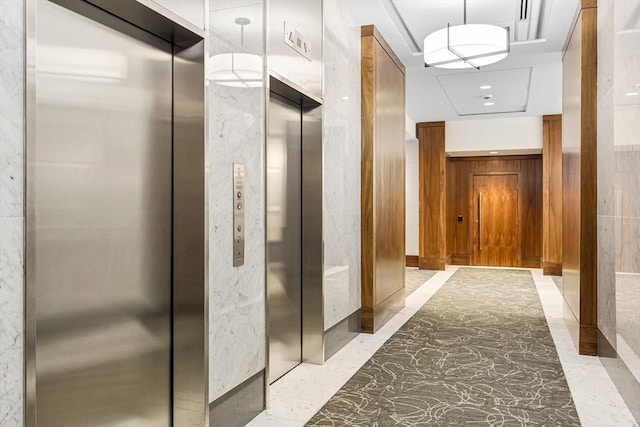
{"left": 233, "top": 163, "right": 245, "bottom": 267}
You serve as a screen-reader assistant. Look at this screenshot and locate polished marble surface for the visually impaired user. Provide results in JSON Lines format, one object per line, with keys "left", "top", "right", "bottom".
{"left": 322, "top": 0, "right": 362, "bottom": 332}
{"left": 0, "top": 1, "right": 24, "bottom": 424}
{"left": 405, "top": 267, "right": 437, "bottom": 295}
{"left": 248, "top": 267, "right": 638, "bottom": 427}
{"left": 597, "top": 0, "right": 640, "bottom": 422}
{"left": 208, "top": 0, "right": 266, "bottom": 402}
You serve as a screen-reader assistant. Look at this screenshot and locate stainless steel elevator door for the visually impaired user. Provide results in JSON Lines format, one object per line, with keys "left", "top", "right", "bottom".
{"left": 267, "top": 94, "right": 303, "bottom": 384}
{"left": 34, "top": 1, "right": 173, "bottom": 425}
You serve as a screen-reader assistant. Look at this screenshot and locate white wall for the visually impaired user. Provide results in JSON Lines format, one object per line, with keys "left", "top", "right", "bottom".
{"left": 323, "top": 0, "right": 362, "bottom": 331}
{"left": 405, "top": 138, "right": 419, "bottom": 256}
{"left": 405, "top": 115, "right": 416, "bottom": 140}
{"left": 445, "top": 116, "right": 543, "bottom": 156}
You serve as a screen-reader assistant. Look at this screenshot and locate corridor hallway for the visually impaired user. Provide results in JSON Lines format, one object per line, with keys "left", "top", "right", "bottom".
{"left": 248, "top": 267, "right": 637, "bottom": 427}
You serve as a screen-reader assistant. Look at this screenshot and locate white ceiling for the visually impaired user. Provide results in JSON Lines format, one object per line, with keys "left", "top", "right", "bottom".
{"left": 344, "top": 0, "right": 580, "bottom": 122}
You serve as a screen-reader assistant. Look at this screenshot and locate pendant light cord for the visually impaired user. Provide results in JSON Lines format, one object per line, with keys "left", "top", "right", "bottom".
{"left": 463, "top": 0, "right": 467, "bottom": 25}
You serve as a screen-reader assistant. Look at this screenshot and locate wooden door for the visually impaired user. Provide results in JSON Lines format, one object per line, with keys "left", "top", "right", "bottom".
{"left": 472, "top": 174, "right": 519, "bottom": 267}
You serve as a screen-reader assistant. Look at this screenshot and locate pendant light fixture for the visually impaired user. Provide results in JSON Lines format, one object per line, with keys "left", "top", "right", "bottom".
{"left": 424, "top": 0, "right": 510, "bottom": 70}
{"left": 208, "top": 17, "right": 262, "bottom": 88}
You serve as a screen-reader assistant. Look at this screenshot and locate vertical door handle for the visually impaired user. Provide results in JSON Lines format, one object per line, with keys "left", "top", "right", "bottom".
{"left": 478, "top": 192, "right": 482, "bottom": 251}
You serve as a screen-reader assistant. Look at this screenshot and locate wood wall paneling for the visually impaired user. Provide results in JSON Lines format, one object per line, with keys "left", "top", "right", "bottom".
{"left": 543, "top": 115, "right": 563, "bottom": 276}
{"left": 561, "top": 2, "right": 598, "bottom": 355}
{"left": 521, "top": 157, "right": 543, "bottom": 268}
{"left": 445, "top": 156, "right": 543, "bottom": 268}
{"left": 472, "top": 174, "right": 520, "bottom": 267}
{"left": 361, "top": 25, "right": 406, "bottom": 334}
{"left": 446, "top": 155, "right": 457, "bottom": 262}
{"left": 447, "top": 159, "right": 474, "bottom": 265}
{"left": 418, "top": 122, "right": 446, "bottom": 270}
{"left": 373, "top": 39, "right": 406, "bottom": 306}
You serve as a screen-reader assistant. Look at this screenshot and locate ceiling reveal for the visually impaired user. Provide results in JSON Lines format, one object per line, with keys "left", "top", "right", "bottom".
{"left": 436, "top": 67, "right": 532, "bottom": 116}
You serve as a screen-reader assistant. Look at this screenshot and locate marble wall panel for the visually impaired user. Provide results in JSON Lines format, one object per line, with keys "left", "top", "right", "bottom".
{"left": 208, "top": 0, "right": 266, "bottom": 402}
{"left": 598, "top": 0, "right": 640, "bottom": 422}
{"left": 0, "top": 1, "right": 24, "bottom": 425}
{"left": 0, "top": 0, "right": 23, "bottom": 218}
{"left": 322, "top": 0, "right": 361, "bottom": 331}
{"left": 597, "top": 0, "right": 617, "bottom": 346}
{"left": 150, "top": 0, "right": 205, "bottom": 29}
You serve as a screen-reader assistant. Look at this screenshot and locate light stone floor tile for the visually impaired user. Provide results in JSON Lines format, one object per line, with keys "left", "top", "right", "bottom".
{"left": 531, "top": 272, "right": 638, "bottom": 427}
{"left": 247, "top": 267, "right": 638, "bottom": 427}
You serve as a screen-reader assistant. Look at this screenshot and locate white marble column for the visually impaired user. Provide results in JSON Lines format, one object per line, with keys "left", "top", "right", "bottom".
{"left": 0, "top": 1, "right": 24, "bottom": 425}
{"left": 207, "top": 0, "right": 266, "bottom": 402}
{"left": 322, "top": 0, "right": 362, "bottom": 331}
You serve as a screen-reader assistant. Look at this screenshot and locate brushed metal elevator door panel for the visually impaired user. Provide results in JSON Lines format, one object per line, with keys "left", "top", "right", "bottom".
{"left": 34, "top": 1, "right": 172, "bottom": 426}
{"left": 267, "top": 94, "right": 303, "bottom": 384}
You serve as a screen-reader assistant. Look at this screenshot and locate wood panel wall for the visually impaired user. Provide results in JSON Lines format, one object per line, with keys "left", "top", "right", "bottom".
{"left": 562, "top": 0, "right": 598, "bottom": 356}
{"left": 445, "top": 156, "right": 543, "bottom": 268}
{"left": 418, "top": 122, "right": 446, "bottom": 270}
{"left": 542, "top": 115, "right": 563, "bottom": 276}
{"left": 361, "top": 25, "right": 406, "bottom": 334}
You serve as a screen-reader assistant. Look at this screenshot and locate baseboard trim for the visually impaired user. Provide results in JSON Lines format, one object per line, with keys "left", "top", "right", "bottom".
{"left": 579, "top": 324, "right": 598, "bottom": 356}
{"left": 418, "top": 256, "right": 446, "bottom": 270}
{"left": 324, "top": 309, "right": 361, "bottom": 361}
{"left": 542, "top": 261, "right": 562, "bottom": 276}
{"left": 521, "top": 256, "right": 542, "bottom": 269}
{"left": 209, "top": 370, "right": 265, "bottom": 427}
{"left": 405, "top": 255, "right": 419, "bottom": 267}
{"left": 450, "top": 253, "right": 471, "bottom": 265}
{"left": 361, "top": 287, "right": 405, "bottom": 334}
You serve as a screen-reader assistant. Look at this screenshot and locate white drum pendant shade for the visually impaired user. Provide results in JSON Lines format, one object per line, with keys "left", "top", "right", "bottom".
{"left": 424, "top": 24, "right": 509, "bottom": 69}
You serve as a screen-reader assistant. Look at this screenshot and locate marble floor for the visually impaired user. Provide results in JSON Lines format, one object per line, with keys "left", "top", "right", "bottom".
{"left": 404, "top": 268, "right": 438, "bottom": 295}
{"left": 247, "top": 267, "right": 638, "bottom": 427}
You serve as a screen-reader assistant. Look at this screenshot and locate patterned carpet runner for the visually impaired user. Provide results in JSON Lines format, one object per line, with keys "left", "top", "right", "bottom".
{"left": 307, "top": 268, "right": 580, "bottom": 426}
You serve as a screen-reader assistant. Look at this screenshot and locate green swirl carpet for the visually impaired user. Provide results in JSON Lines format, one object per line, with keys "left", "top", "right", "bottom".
{"left": 307, "top": 268, "right": 580, "bottom": 426}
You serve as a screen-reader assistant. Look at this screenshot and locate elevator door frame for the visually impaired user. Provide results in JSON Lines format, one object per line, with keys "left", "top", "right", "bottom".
{"left": 265, "top": 75, "right": 324, "bottom": 386}
{"left": 24, "top": 1, "right": 208, "bottom": 426}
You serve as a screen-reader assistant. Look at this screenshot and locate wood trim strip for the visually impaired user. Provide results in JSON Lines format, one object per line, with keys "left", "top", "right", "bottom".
{"left": 416, "top": 121, "right": 445, "bottom": 129}
{"left": 361, "top": 34, "right": 376, "bottom": 308}
{"left": 542, "top": 116, "right": 563, "bottom": 279}
{"left": 579, "top": 6, "right": 598, "bottom": 329}
{"left": 361, "top": 25, "right": 405, "bottom": 74}
{"left": 449, "top": 154, "right": 541, "bottom": 162}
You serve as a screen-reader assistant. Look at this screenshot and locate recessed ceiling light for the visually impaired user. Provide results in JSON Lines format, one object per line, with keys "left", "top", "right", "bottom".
{"left": 341, "top": 96, "right": 349, "bottom": 100}
{"left": 480, "top": 85, "right": 492, "bottom": 90}
{"left": 625, "top": 92, "right": 639, "bottom": 97}
{"left": 490, "top": 151, "right": 498, "bottom": 154}
{"left": 484, "top": 102, "right": 495, "bottom": 106}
